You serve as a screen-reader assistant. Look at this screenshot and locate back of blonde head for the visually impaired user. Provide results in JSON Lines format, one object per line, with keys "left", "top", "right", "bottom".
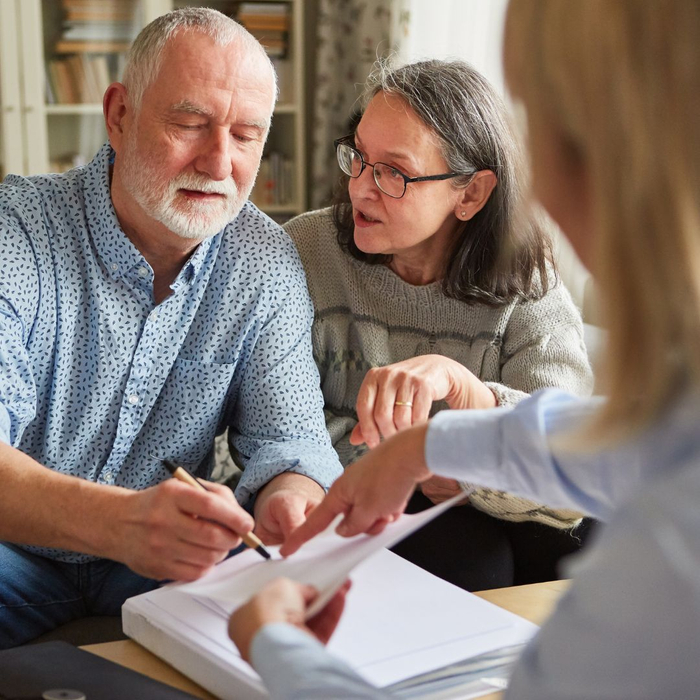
{"left": 504, "top": 0, "right": 700, "bottom": 442}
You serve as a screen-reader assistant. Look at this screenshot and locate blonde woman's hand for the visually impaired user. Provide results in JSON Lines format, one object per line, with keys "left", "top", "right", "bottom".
{"left": 281, "top": 423, "right": 432, "bottom": 557}
{"left": 350, "top": 355, "right": 497, "bottom": 449}
{"left": 229, "top": 577, "right": 351, "bottom": 662}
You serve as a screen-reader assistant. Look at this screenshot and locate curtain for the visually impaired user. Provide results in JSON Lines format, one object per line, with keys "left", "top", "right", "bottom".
{"left": 310, "top": 0, "right": 395, "bottom": 209}
{"left": 394, "top": 0, "right": 509, "bottom": 92}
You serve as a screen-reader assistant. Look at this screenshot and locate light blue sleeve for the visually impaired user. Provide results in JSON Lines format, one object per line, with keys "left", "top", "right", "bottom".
{"left": 0, "top": 217, "right": 40, "bottom": 447}
{"left": 505, "top": 461, "right": 700, "bottom": 699}
{"left": 425, "top": 389, "right": 642, "bottom": 521}
{"left": 0, "top": 299, "right": 37, "bottom": 445}
{"left": 230, "top": 251, "right": 343, "bottom": 504}
{"left": 251, "top": 623, "right": 391, "bottom": 699}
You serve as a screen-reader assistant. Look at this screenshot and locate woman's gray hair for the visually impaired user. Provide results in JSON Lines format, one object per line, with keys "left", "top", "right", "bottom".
{"left": 333, "top": 58, "right": 553, "bottom": 305}
{"left": 361, "top": 58, "right": 520, "bottom": 201}
{"left": 122, "top": 7, "right": 277, "bottom": 112}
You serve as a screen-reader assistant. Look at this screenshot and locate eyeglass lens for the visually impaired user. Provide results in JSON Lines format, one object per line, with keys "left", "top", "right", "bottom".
{"left": 336, "top": 143, "right": 406, "bottom": 198}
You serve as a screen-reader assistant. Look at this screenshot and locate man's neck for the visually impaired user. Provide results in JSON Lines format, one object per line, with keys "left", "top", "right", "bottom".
{"left": 110, "top": 168, "right": 204, "bottom": 304}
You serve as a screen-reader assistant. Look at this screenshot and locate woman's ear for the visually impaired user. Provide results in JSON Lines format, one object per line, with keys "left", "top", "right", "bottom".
{"left": 454, "top": 170, "right": 498, "bottom": 221}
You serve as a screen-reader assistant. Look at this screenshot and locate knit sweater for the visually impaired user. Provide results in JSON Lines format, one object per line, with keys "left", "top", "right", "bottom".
{"left": 284, "top": 208, "right": 594, "bottom": 528}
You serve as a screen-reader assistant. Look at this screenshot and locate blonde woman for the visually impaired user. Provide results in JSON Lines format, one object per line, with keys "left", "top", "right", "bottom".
{"left": 228, "top": 1, "right": 700, "bottom": 698}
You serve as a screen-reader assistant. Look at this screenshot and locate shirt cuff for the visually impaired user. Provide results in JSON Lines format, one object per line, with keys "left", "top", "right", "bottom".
{"left": 0, "top": 405, "right": 11, "bottom": 445}
{"left": 425, "top": 406, "right": 511, "bottom": 485}
{"left": 250, "top": 623, "right": 333, "bottom": 698}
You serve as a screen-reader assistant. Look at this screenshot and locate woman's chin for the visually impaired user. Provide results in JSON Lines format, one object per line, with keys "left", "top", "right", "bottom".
{"left": 353, "top": 230, "right": 387, "bottom": 256}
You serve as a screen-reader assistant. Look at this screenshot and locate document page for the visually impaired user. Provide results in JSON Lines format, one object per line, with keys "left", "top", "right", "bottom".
{"left": 184, "top": 492, "right": 465, "bottom": 617}
{"left": 168, "top": 495, "right": 536, "bottom": 687}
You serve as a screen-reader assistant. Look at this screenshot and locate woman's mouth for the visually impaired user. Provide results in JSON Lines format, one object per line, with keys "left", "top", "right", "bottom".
{"left": 354, "top": 210, "right": 381, "bottom": 228}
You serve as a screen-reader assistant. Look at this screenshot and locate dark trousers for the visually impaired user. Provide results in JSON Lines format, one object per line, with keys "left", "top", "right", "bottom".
{"left": 390, "top": 491, "right": 596, "bottom": 592}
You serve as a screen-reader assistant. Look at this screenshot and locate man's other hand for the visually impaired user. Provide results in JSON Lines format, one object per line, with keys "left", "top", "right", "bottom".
{"left": 253, "top": 472, "right": 325, "bottom": 545}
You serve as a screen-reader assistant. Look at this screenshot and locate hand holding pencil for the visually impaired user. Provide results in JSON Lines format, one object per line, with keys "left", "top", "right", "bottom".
{"left": 162, "top": 460, "right": 271, "bottom": 560}
{"left": 107, "top": 461, "right": 268, "bottom": 582}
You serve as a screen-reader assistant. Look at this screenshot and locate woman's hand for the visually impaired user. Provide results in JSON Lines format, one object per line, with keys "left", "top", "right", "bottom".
{"left": 420, "top": 475, "right": 470, "bottom": 505}
{"left": 229, "top": 577, "right": 351, "bottom": 662}
{"left": 350, "top": 355, "right": 496, "bottom": 449}
{"left": 281, "top": 423, "right": 432, "bottom": 557}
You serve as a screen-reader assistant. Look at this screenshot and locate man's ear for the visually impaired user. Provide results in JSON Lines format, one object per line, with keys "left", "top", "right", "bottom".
{"left": 454, "top": 170, "right": 498, "bottom": 222}
{"left": 103, "top": 82, "right": 130, "bottom": 153}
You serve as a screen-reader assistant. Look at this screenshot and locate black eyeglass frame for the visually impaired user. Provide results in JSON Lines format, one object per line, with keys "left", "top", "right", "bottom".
{"left": 334, "top": 135, "right": 473, "bottom": 199}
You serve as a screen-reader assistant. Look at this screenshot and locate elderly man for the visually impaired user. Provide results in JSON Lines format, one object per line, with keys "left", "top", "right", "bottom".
{"left": 0, "top": 8, "right": 341, "bottom": 647}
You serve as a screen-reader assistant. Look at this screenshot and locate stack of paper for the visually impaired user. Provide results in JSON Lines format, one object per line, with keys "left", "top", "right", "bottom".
{"left": 123, "top": 498, "right": 537, "bottom": 699}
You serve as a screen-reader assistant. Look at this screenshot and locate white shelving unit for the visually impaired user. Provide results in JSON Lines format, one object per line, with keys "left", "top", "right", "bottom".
{"left": 0, "top": 0, "right": 307, "bottom": 218}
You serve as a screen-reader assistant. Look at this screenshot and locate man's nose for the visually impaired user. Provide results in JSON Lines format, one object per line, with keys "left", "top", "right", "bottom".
{"left": 195, "top": 128, "right": 233, "bottom": 181}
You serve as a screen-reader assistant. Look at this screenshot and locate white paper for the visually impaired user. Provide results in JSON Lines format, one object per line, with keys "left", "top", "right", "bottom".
{"left": 126, "top": 547, "right": 536, "bottom": 691}
{"left": 123, "top": 494, "right": 537, "bottom": 695}
{"left": 184, "top": 492, "right": 466, "bottom": 618}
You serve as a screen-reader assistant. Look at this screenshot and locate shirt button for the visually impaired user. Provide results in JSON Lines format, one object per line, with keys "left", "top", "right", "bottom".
{"left": 103, "top": 469, "right": 114, "bottom": 482}
{"left": 110, "top": 263, "right": 119, "bottom": 271}
{"left": 138, "top": 267, "right": 149, "bottom": 277}
{"left": 127, "top": 394, "right": 140, "bottom": 405}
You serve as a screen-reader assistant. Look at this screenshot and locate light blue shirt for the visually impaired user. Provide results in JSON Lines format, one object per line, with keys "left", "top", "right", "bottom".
{"left": 250, "top": 388, "right": 700, "bottom": 699}
{"left": 0, "top": 143, "right": 342, "bottom": 563}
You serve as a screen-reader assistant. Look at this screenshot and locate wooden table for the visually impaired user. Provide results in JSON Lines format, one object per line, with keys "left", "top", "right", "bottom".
{"left": 83, "top": 579, "right": 570, "bottom": 700}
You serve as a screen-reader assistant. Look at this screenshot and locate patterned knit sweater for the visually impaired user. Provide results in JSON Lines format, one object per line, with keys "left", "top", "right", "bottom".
{"left": 284, "top": 209, "right": 594, "bottom": 528}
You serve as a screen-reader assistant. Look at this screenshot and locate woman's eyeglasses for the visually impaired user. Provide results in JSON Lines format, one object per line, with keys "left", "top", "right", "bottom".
{"left": 334, "top": 135, "right": 473, "bottom": 199}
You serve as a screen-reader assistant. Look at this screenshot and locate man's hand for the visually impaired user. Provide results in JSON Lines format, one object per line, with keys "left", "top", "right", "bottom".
{"left": 229, "top": 577, "right": 351, "bottom": 663}
{"left": 350, "top": 355, "right": 496, "bottom": 449}
{"left": 280, "top": 423, "right": 432, "bottom": 557}
{"left": 114, "top": 480, "right": 254, "bottom": 582}
{"left": 253, "top": 472, "right": 325, "bottom": 545}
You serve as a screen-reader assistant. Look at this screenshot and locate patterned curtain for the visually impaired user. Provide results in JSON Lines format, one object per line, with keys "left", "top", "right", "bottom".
{"left": 310, "top": 0, "right": 397, "bottom": 209}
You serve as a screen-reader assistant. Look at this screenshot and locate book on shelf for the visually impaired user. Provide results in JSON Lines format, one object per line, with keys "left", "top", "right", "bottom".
{"left": 251, "top": 151, "right": 295, "bottom": 208}
{"left": 62, "top": 23, "right": 138, "bottom": 42}
{"left": 54, "top": 39, "right": 132, "bottom": 54}
{"left": 50, "top": 0, "right": 138, "bottom": 55}
{"left": 47, "top": 54, "right": 112, "bottom": 104}
{"left": 237, "top": 2, "right": 290, "bottom": 58}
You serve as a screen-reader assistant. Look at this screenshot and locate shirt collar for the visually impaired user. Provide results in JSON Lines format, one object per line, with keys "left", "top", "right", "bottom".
{"left": 82, "top": 143, "right": 218, "bottom": 285}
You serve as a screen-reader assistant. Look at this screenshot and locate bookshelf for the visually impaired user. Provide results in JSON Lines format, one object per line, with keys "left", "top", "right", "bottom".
{"left": 0, "top": 0, "right": 308, "bottom": 218}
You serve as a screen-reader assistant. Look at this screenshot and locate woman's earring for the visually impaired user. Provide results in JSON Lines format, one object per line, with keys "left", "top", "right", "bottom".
{"left": 460, "top": 211, "right": 467, "bottom": 219}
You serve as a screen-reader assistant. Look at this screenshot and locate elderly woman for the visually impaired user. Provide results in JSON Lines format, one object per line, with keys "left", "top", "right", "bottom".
{"left": 283, "top": 59, "right": 592, "bottom": 591}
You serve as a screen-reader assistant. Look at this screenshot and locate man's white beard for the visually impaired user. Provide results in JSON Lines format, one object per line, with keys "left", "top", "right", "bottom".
{"left": 120, "top": 136, "right": 251, "bottom": 240}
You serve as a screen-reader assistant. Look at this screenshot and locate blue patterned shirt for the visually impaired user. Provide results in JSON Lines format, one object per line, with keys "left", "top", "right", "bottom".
{"left": 0, "top": 143, "right": 342, "bottom": 563}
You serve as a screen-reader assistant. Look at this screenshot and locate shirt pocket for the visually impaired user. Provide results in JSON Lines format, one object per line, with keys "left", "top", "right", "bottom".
{"left": 150, "top": 357, "right": 237, "bottom": 466}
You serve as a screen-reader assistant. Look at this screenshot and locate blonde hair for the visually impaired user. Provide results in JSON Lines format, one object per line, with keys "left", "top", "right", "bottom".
{"left": 504, "top": 0, "right": 700, "bottom": 443}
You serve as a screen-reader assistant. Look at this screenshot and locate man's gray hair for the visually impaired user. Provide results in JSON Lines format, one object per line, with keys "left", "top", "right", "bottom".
{"left": 122, "top": 7, "right": 277, "bottom": 111}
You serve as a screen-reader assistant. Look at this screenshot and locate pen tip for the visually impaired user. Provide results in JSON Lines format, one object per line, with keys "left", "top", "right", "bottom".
{"left": 257, "top": 545, "right": 272, "bottom": 560}
{"left": 162, "top": 459, "right": 177, "bottom": 475}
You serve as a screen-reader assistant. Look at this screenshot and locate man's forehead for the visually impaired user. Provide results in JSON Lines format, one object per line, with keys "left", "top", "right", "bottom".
{"left": 144, "top": 36, "right": 275, "bottom": 124}
{"left": 167, "top": 98, "right": 270, "bottom": 130}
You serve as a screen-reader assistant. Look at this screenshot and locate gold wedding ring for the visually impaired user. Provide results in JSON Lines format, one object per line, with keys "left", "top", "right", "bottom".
{"left": 394, "top": 400, "right": 413, "bottom": 407}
